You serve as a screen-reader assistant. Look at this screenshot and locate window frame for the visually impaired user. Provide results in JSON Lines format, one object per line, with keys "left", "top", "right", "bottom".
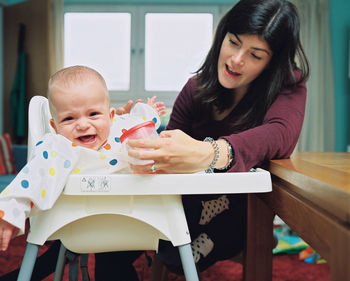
{"left": 63, "top": 3, "right": 227, "bottom": 107}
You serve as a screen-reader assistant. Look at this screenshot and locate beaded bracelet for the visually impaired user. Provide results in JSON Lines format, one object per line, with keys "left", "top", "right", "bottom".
{"left": 216, "top": 139, "right": 234, "bottom": 171}
{"left": 204, "top": 137, "right": 219, "bottom": 173}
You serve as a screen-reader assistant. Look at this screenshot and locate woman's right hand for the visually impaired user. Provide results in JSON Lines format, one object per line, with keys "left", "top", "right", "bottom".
{"left": 127, "top": 129, "right": 214, "bottom": 174}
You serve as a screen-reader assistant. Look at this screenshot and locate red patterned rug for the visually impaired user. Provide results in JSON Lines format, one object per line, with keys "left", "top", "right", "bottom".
{"left": 0, "top": 233, "right": 330, "bottom": 281}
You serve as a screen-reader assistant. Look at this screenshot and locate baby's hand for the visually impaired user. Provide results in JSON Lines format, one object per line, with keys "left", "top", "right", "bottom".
{"left": 0, "top": 219, "right": 19, "bottom": 251}
{"left": 147, "top": 96, "right": 166, "bottom": 117}
{"left": 116, "top": 99, "right": 142, "bottom": 115}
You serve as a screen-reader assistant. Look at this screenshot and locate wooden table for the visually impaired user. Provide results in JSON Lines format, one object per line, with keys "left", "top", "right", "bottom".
{"left": 244, "top": 152, "right": 350, "bottom": 281}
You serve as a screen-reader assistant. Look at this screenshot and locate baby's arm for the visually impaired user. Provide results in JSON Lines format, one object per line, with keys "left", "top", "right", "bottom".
{"left": 0, "top": 219, "right": 19, "bottom": 251}
{"left": 146, "top": 96, "right": 166, "bottom": 116}
{"left": 0, "top": 134, "right": 79, "bottom": 241}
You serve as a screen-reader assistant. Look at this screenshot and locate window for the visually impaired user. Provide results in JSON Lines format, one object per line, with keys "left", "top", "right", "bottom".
{"left": 145, "top": 13, "right": 213, "bottom": 92}
{"left": 64, "top": 12, "right": 131, "bottom": 91}
{"left": 64, "top": 4, "right": 222, "bottom": 107}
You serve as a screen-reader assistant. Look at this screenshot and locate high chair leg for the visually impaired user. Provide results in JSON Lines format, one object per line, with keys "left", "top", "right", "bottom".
{"left": 178, "top": 243, "right": 199, "bottom": 281}
{"left": 17, "top": 243, "right": 40, "bottom": 281}
{"left": 53, "top": 242, "right": 67, "bottom": 281}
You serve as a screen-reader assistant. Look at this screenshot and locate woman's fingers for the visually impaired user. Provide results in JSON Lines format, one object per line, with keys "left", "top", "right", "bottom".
{"left": 129, "top": 162, "right": 164, "bottom": 174}
{"left": 127, "top": 137, "right": 165, "bottom": 150}
{"left": 127, "top": 129, "right": 209, "bottom": 174}
{"left": 159, "top": 130, "right": 173, "bottom": 138}
{"left": 127, "top": 145, "right": 163, "bottom": 162}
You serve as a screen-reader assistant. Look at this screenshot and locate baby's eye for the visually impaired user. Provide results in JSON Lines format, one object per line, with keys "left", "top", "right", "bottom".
{"left": 62, "top": 116, "right": 73, "bottom": 122}
{"left": 90, "top": 112, "right": 99, "bottom": 117}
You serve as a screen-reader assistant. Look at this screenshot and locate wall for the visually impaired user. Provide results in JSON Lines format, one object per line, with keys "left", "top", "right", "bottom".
{"left": 0, "top": 0, "right": 28, "bottom": 135}
{"left": 0, "top": 6, "right": 3, "bottom": 134}
{"left": 1, "top": 0, "right": 349, "bottom": 148}
{"left": 329, "top": 0, "right": 350, "bottom": 152}
{"left": 3, "top": 0, "right": 50, "bottom": 141}
{"left": 66, "top": 0, "right": 232, "bottom": 4}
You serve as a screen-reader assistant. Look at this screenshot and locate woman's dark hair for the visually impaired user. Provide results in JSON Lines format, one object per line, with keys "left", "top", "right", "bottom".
{"left": 196, "top": 0, "right": 309, "bottom": 131}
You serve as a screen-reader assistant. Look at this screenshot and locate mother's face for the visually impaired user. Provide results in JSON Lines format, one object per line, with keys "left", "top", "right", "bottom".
{"left": 217, "top": 33, "right": 272, "bottom": 96}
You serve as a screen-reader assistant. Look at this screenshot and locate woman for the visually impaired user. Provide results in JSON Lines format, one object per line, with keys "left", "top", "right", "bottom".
{"left": 123, "top": 0, "right": 309, "bottom": 277}
{"left": 94, "top": 0, "right": 310, "bottom": 280}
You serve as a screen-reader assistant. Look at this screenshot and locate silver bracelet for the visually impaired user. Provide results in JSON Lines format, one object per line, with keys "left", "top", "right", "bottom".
{"left": 204, "top": 137, "right": 219, "bottom": 173}
{"left": 216, "top": 139, "right": 234, "bottom": 171}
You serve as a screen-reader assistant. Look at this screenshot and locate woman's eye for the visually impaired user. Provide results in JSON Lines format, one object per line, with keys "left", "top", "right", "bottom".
{"left": 229, "top": 39, "right": 239, "bottom": 46}
{"left": 251, "top": 53, "right": 262, "bottom": 60}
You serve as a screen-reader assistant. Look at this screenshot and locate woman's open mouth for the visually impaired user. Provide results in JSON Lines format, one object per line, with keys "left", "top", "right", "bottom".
{"left": 225, "top": 65, "right": 241, "bottom": 78}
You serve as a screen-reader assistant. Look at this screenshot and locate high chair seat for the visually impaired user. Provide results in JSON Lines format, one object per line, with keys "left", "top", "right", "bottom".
{"left": 17, "top": 96, "right": 272, "bottom": 281}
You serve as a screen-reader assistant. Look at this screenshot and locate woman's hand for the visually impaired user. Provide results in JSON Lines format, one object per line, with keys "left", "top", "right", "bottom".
{"left": 127, "top": 129, "right": 214, "bottom": 174}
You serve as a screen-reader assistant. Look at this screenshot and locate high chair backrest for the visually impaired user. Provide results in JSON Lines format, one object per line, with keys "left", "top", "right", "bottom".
{"left": 27, "top": 96, "right": 55, "bottom": 159}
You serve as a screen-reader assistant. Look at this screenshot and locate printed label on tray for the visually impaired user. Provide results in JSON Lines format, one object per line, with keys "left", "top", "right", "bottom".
{"left": 80, "top": 176, "right": 111, "bottom": 192}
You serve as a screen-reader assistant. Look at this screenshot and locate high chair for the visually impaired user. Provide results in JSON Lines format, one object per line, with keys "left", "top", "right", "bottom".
{"left": 16, "top": 96, "right": 272, "bottom": 281}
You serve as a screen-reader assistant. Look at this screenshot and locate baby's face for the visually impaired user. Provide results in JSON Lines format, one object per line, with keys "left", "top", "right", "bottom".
{"left": 49, "top": 80, "right": 115, "bottom": 150}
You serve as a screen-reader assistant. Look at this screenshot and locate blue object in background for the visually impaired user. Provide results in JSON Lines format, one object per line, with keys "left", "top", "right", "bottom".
{"left": 10, "top": 23, "right": 27, "bottom": 143}
{"left": 0, "top": 145, "right": 27, "bottom": 192}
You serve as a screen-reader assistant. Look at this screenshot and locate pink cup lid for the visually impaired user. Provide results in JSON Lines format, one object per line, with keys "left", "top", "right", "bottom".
{"left": 120, "top": 120, "right": 155, "bottom": 143}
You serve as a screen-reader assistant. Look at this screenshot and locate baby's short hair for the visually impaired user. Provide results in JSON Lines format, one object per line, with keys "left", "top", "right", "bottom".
{"left": 48, "top": 65, "right": 109, "bottom": 115}
{"left": 48, "top": 65, "right": 107, "bottom": 95}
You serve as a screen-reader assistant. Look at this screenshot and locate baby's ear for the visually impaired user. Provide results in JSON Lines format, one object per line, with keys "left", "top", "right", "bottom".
{"left": 109, "top": 107, "right": 116, "bottom": 120}
{"left": 49, "top": 119, "right": 58, "bottom": 133}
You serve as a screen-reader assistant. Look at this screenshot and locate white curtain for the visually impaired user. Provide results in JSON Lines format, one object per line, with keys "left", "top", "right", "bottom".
{"left": 48, "top": 0, "right": 64, "bottom": 76}
{"left": 292, "top": 0, "right": 335, "bottom": 152}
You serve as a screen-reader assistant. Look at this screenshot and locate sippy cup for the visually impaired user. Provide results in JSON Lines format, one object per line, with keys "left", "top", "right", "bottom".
{"left": 120, "top": 120, "right": 158, "bottom": 165}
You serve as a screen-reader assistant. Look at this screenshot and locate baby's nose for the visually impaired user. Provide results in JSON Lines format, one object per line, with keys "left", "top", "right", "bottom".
{"left": 76, "top": 119, "right": 90, "bottom": 130}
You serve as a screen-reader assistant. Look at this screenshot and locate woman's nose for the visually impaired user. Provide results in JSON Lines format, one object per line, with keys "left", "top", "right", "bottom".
{"left": 231, "top": 51, "right": 245, "bottom": 67}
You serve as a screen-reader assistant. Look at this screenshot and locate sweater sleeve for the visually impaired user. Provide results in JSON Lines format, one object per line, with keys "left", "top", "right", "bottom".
{"left": 222, "top": 81, "right": 307, "bottom": 172}
{"left": 166, "top": 78, "right": 196, "bottom": 134}
{"left": 167, "top": 77, "right": 306, "bottom": 173}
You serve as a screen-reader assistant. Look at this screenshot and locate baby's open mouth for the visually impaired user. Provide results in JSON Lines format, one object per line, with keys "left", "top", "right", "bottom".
{"left": 77, "top": 135, "right": 96, "bottom": 143}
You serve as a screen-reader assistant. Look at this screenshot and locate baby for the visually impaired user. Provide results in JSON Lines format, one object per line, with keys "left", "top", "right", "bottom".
{"left": 0, "top": 65, "right": 165, "bottom": 251}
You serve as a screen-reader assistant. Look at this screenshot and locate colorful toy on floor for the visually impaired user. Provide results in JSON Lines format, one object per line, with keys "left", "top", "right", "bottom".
{"left": 299, "top": 247, "right": 327, "bottom": 264}
{"left": 273, "top": 224, "right": 308, "bottom": 255}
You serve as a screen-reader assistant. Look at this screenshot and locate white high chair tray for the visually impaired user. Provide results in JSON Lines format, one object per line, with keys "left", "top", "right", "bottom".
{"left": 64, "top": 168, "right": 272, "bottom": 195}
{"left": 27, "top": 169, "right": 271, "bottom": 252}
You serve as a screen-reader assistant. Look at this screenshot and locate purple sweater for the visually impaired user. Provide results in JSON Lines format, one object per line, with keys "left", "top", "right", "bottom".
{"left": 166, "top": 77, "right": 307, "bottom": 172}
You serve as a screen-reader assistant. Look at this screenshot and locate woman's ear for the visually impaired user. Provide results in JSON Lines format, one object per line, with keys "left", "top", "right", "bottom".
{"left": 50, "top": 119, "right": 58, "bottom": 133}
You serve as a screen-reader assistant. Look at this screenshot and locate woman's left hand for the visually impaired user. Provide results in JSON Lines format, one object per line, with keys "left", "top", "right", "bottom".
{"left": 127, "top": 129, "right": 213, "bottom": 174}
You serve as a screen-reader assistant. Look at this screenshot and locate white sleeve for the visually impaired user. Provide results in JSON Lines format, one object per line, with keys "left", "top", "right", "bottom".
{"left": 0, "top": 134, "right": 79, "bottom": 233}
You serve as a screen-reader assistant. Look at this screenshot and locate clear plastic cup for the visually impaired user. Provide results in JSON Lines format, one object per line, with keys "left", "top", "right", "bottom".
{"left": 120, "top": 120, "right": 158, "bottom": 165}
